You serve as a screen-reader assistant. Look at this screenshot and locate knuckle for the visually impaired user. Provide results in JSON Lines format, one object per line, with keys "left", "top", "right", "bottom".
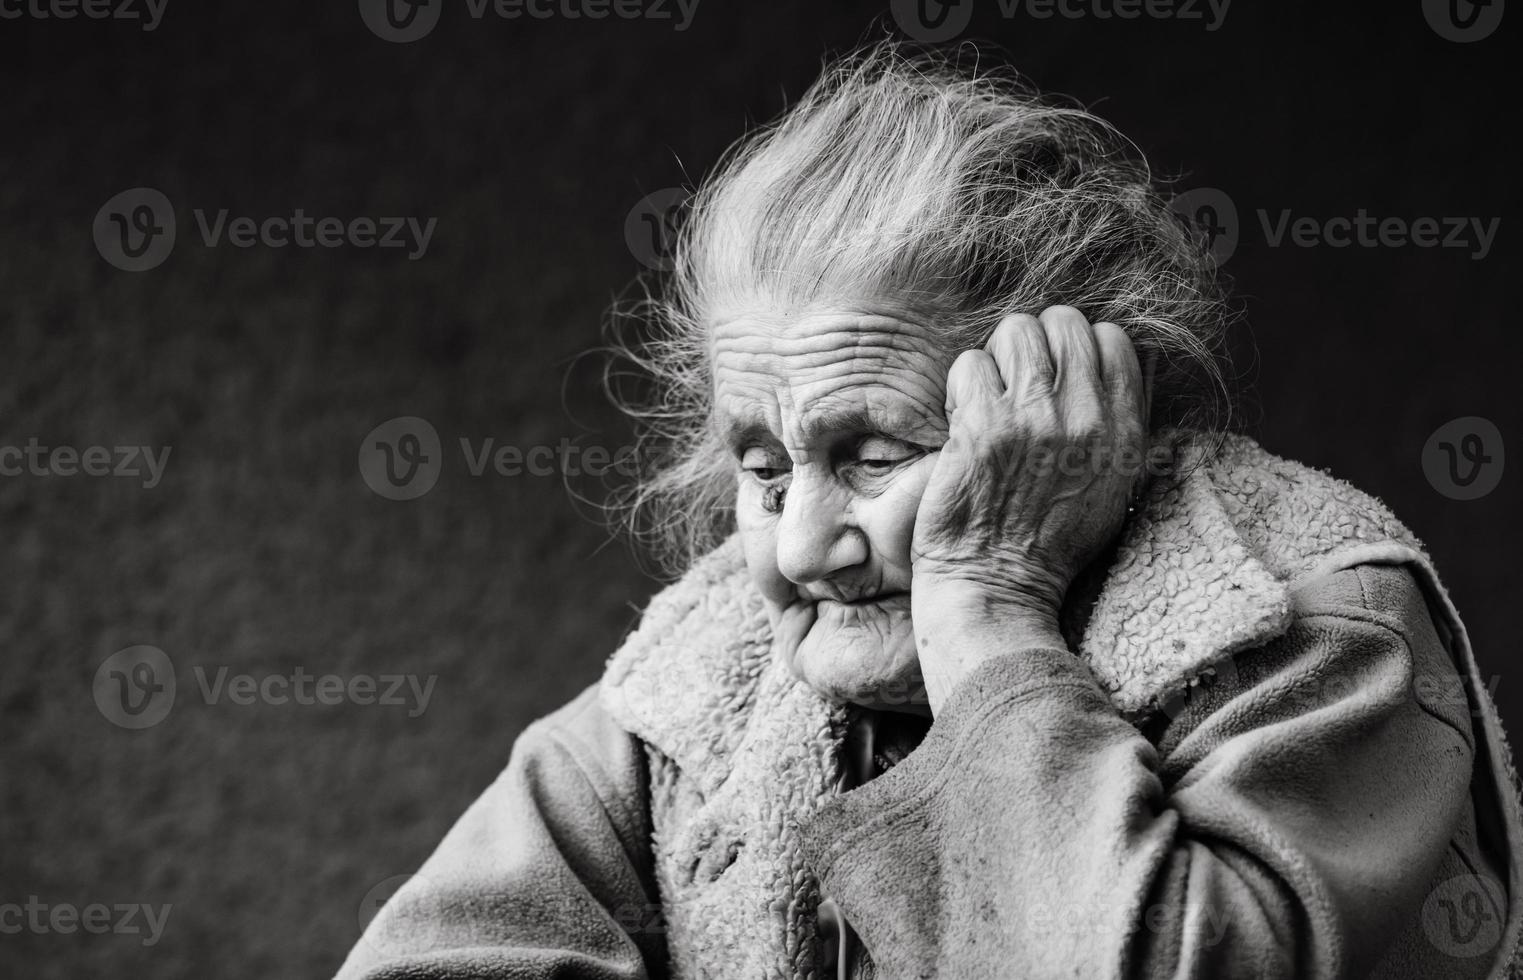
{"left": 1028, "top": 407, "right": 1062, "bottom": 441}
{"left": 1063, "top": 412, "right": 1105, "bottom": 442}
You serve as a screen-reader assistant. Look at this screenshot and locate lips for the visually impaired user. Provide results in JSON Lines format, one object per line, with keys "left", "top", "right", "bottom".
{"left": 813, "top": 593, "right": 912, "bottom": 624}
{"left": 777, "top": 590, "right": 921, "bottom": 707}
{"left": 826, "top": 591, "right": 910, "bottom": 609}
{"left": 806, "top": 588, "right": 909, "bottom": 606}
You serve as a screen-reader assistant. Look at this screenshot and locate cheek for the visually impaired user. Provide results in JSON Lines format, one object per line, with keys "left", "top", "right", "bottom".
{"left": 857, "top": 459, "right": 935, "bottom": 571}
{"left": 735, "top": 484, "right": 790, "bottom": 610}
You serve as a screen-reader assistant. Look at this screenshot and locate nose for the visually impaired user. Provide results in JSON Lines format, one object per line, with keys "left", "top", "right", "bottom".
{"left": 773, "top": 469, "right": 866, "bottom": 585}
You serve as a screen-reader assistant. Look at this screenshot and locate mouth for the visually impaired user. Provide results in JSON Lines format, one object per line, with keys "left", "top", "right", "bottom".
{"left": 816, "top": 591, "right": 910, "bottom": 611}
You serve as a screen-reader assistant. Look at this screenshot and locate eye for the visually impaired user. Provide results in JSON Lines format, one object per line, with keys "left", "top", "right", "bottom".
{"left": 852, "top": 436, "right": 920, "bottom": 474}
{"left": 740, "top": 446, "right": 790, "bottom": 483}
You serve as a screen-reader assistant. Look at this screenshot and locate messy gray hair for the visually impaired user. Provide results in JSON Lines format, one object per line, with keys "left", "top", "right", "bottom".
{"left": 607, "top": 41, "right": 1233, "bottom": 575}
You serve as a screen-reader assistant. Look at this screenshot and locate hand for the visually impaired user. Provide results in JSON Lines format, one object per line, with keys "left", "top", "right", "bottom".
{"left": 910, "top": 307, "right": 1148, "bottom": 710}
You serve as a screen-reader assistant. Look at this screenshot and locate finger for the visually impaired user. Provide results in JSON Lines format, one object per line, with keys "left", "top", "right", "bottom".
{"left": 1038, "top": 305, "right": 1103, "bottom": 394}
{"left": 1094, "top": 322, "right": 1150, "bottom": 497}
{"left": 945, "top": 349, "right": 1005, "bottom": 415}
{"left": 984, "top": 313, "right": 1052, "bottom": 397}
{"left": 1093, "top": 321, "right": 1146, "bottom": 429}
{"left": 1039, "top": 306, "right": 1104, "bottom": 429}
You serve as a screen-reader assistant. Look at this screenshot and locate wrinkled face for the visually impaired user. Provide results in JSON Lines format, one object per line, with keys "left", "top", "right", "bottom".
{"left": 713, "top": 310, "right": 952, "bottom": 711}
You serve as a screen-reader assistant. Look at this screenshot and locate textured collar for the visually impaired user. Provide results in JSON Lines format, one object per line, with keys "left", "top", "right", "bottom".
{"left": 1074, "top": 431, "right": 1293, "bottom": 714}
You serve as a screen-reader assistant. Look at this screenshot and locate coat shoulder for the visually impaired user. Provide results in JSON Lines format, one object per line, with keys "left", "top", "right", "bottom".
{"left": 1078, "top": 431, "right": 1431, "bottom": 715}
{"left": 1202, "top": 432, "right": 1432, "bottom": 581}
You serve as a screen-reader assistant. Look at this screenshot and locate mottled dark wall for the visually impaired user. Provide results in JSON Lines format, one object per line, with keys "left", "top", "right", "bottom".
{"left": 0, "top": 2, "right": 1515, "bottom": 977}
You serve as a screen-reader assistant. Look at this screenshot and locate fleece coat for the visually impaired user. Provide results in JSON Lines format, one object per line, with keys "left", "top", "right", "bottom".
{"left": 335, "top": 432, "right": 1523, "bottom": 979}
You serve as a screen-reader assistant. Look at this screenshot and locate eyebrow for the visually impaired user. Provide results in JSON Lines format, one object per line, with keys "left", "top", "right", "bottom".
{"left": 799, "top": 407, "right": 881, "bottom": 441}
{"left": 716, "top": 407, "right": 778, "bottom": 449}
{"left": 716, "top": 405, "right": 925, "bottom": 448}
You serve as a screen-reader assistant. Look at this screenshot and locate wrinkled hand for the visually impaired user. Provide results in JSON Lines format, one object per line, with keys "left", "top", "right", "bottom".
{"left": 911, "top": 307, "right": 1148, "bottom": 709}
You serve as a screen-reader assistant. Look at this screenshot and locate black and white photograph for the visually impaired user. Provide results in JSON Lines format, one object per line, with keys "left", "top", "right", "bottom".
{"left": 2, "top": 1, "right": 1519, "bottom": 977}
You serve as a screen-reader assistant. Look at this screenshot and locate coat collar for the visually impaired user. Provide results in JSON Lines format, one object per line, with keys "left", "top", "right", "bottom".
{"left": 1073, "top": 431, "right": 1294, "bottom": 714}
{"left": 601, "top": 432, "right": 1318, "bottom": 783}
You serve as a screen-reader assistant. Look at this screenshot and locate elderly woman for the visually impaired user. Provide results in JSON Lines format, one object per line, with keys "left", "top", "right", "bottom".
{"left": 337, "top": 44, "right": 1521, "bottom": 980}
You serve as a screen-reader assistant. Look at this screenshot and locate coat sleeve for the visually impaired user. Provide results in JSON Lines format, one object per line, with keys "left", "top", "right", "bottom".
{"left": 799, "top": 563, "right": 1492, "bottom": 979}
{"left": 334, "top": 684, "right": 666, "bottom": 980}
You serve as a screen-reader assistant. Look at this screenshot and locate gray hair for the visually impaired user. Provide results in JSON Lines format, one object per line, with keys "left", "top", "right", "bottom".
{"left": 607, "top": 41, "right": 1233, "bottom": 575}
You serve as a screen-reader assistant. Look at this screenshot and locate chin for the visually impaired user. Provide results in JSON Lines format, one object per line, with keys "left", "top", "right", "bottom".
{"left": 776, "top": 596, "right": 928, "bottom": 713}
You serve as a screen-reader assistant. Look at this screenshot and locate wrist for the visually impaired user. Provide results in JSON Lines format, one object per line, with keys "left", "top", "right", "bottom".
{"left": 913, "top": 577, "right": 1065, "bottom": 647}
{"left": 912, "top": 580, "right": 1068, "bottom": 714}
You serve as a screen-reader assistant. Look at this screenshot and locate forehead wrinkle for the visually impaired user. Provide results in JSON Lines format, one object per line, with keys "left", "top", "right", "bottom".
{"left": 713, "top": 329, "right": 938, "bottom": 369}
{"left": 710, "top": 310, "right": 953, "bottom": 452}
{"left": 716, "top": 380, "right": 945, "bottom": 458}
{"left": 709, "top": 307, "right": 947, "bottom": 355}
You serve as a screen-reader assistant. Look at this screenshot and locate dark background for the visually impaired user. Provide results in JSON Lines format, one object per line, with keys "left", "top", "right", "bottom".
{"left": 1, "top": 2, "right": 1515, "bottom": 977}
